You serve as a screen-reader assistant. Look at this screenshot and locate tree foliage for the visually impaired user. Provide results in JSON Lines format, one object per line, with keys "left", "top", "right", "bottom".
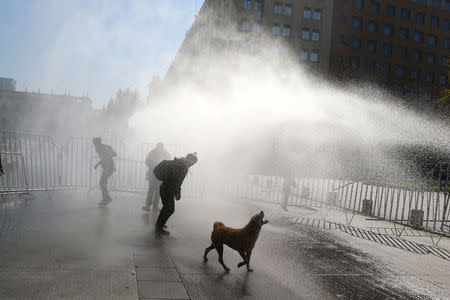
{"left": 106, "top": 88, "right": 140, "bottom": 121}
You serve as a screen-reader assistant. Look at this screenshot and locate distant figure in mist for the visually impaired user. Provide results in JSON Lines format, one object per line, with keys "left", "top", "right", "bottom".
{"left": 281, "top": 176, "right": 297, "bottom": 212}
{"left": 142, "top": 143, "right": 171, "bottom": 212}
{"left": 0, "top": 153, "right": 3, "bottom": 176}
{"left": 153, "top": 153, "right": 198, "bottom": 235}
{"left": 93, "top": 137, "right": 117, "bottom": 207}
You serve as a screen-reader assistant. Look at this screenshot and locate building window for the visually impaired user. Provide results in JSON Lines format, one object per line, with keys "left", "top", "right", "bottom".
{"left": 313, "top": 9, "right": 321, "bottom": 20}
{"left": 395, "top": 66, "right": 406, "bottom": 78}
{"left": 282, "top": 25, "right": 291, "bottom": 37}
{"left": 399, "top": 28, "right": 409, "bottom": 40}
{"left": 410, "top": 69, "right": 420, "bottom": 80}
{"left": 446, "top": 0, "right": 450, "bottom": 10}
{"left": 440, "top": 74, "right": 449, "bottom": 85}
{"left": 284, "top": 4, "right": 292, "bottom": 16}
{"left": 310, "top": 50, "right": 319, "bottom": 62}
{"left": 443, "top": 38, "right": 450, "bottom": 49}
{"left": 428, "top": 35, "right": 438, "bottom": 46}
{"left": 240, "top": 41, "right": 249, "bottom": 52}
{"left": 274, "top": 2, "right": 282, "bottom": 14}
{"left": 381, "top": 63, "right": 391, "bottom": 75}
{"left": 280, "top": 47, "right": 289, "bottom": 57}
{"left": 272, "top": 24, "right": 280, "bottom": 35}
{"left": 252, "top": 23, "right": 261, "bottom": 32}
{"left": 426, "top": 53, "right": 436, "bottom": 64}
{"left": 254, "top": 0, "right": 262, "bottom": 11}
{"left": 409, "top": 88, "right": 419, "bottom": 98}
{"left": 414, "top": 31, "right": 423, "bottom": 42}
{"left": 243, "top": 0, "right": 252, "bottom": 9}
{"left": 369, "top": 21, "right": 379, "bottom": 32}
{"left": 350, "top": 56, "right": 360, "bottom": 69}
{"left": 312, "top": 30, "right": 320, "bottom": 41}
{"left": 430, "top": 16, "right": 440, "bottom": 28}
{"left": 442, "top": 56, "right": 449, "bottom": 66}
{"left": 383, "top": 43, "right": 392, "bottom": 56}
{"left": 370, "top": 1, "right": 380, "bottom": 14}
{"left": 386, "top": 5, "right": 396, "bottom": 17}
{"left": 304, "top": 7, "right": 311, "bottom": 19}
{"left": 337, "top": 56, "right": 344, "bottom": 64}
{"left": 351, "top": 37, "right": 361, "bottom": 48}
{"left": 354, "top": 0, "right": 364, "bottom": 9}
{"left": 398, "top": 47, "right": 408, "bottom": 58}
{"left": 340, "top": 16, "right": 347, "bottom": 24}
{"left": 300, "top": 49, "right": 308, "bottom": 61}
{"left": 416, "top": 12, "right": 425, "bottom": 25}
{"left": 413, "top": 50, "right": 422, "bottom": 62}
{"left": 302, "top": 28, "right": 310, "bottom": 40}
{"left": 366, "top": 59, "right": 376, "bottom": 72}
{"left": 352, "top": 17, "right": 363, "bottom": 29}
{"left": 241, "top": 20, "right": 250, "bottom": 31}
{"left": 339, "top": 35, "right": 345, "bottom": 43}
{"left": 424, "top": 90, "right": 433, "bottom": 101}
{"left": 367, "top": 40, "right": 377, "bottom": 52}
{"left": 400, "top": 8, "right": 410, "bottom": 21}
{"left": 446, "top": 19, "right": 450, "bottom": 30}
{"left": 384, "top": 24, "right": 393, "bottom": 36}
{"left": 425, "top": 72, "right": 435, "bottom": 83}
{"left": 431, "top": 0, "right": 442, "bottom": 8}
{"left": 395, "top": 86, "right": 405, "bottom": 97}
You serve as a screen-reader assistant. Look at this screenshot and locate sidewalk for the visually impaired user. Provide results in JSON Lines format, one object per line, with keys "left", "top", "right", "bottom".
{"left": 1, "top": 190, "right": 449, "bottom": 299}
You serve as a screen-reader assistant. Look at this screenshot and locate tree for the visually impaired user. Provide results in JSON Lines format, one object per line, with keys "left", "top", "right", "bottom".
{"left": 437, "top": 58, "right": 449, "bottom": 104}
{"left": 106, "top": 88, "right": 140, "bottom": 121}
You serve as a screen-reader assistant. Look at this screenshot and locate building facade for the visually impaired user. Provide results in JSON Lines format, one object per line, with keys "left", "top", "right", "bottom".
{"left": 0, "top": 83, "right": 97, "bottom": 137}
{"left": 329, "top": 0, "right": 449, "bottom": 101}
{"left": 166, "top": 0, "right": 449, "bottom": 101}
{"left": 234, "top": 0, "right": 334, "bottom": 72}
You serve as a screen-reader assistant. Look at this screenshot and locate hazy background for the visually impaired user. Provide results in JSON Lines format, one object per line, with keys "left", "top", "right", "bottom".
{"left": 0, "top": 0, "right": 205, "bottom": 108}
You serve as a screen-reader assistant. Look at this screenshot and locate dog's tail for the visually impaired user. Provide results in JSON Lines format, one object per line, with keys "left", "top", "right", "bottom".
{"left": 213, "top": 221, "right": 224, "bottom": 231}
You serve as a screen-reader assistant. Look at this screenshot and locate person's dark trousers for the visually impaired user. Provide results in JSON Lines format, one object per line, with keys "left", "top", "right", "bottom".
{"left": 145, "top": 177, "right": 161, "bottom": 209}
{"left": 155, "top": 184, "right": 175, "bottom": 229}
{"left": 99, "top": 168, "right": 114, "bottom": 202}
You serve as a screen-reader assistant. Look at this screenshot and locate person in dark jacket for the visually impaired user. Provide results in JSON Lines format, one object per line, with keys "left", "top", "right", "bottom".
{"left": 143, "top": 143, "right": 171, "bottom": 212}
{"left": 154, "top": 153, "right": 198, "bottom": 235}
{"left": 93, "top": 137, "right": 117, "bottom": 207}
{"left": 0, "top": 153, "right": 3, "bottom": 176}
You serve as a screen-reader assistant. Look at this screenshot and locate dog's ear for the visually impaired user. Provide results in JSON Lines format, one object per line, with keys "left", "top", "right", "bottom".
{"left": 262, "top": 220, "right": 269, "bottom": 225}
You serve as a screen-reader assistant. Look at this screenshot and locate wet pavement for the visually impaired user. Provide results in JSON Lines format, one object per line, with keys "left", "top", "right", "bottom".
{"left": 0, "top": 190, "right": 449, "bottom": 299}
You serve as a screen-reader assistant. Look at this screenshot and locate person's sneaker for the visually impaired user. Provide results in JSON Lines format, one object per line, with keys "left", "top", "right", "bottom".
{"left": 142, "top": 206, "right": 150, "bottom": 212}
{"left": 155, "top": 227, "right": 170, "bottom": 235}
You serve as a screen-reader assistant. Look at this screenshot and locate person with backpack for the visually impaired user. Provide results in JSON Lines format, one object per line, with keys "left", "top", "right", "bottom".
{"left": 0, "top": 153, "right": 3, "bottom": 176}
{"left": 153, "top": 152, "right": 198, "bottom": 235}
{"left": 93, "top": 137, "right": 117, "bottom": 207}
{"left": 143, "top": 143, "right": 171, "bottom": 212}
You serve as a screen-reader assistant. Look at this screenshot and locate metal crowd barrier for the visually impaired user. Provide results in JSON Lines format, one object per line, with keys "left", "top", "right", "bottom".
{"left": 237, "top": 162, "right": 449, "bottom": 235}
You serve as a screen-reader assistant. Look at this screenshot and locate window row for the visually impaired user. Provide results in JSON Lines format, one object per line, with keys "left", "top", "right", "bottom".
{"left": 343, "top": 34, "right": 450, "bottom": 50}
{"left": 274, "top": 2, "right": 292, "bottom": 16}
{"left": 300, "top": 49, "right": 320, "bottom": 62}
{"left": 272, "top": 24, "right": 321, "bottom": 41}
{"left": 352, "top": 0, "right": 450, "bottom": 11}
{"left": 339, "top": 16, "right": 450, "bottom": 30}
{"left": 337, "top": 57, "right": 448, "bottom": 84}
{"left": 243, "top": 0, "right": 262, "bottom": 11}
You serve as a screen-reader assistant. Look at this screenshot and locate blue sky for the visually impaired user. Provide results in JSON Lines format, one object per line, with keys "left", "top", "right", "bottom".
{"left": 0, "top": 0, "right": 204, "bottom": 107}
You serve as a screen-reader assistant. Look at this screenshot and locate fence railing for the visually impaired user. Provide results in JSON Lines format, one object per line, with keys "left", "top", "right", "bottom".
{"left": 1, "top": 130, "right": 448, "bottom": 234}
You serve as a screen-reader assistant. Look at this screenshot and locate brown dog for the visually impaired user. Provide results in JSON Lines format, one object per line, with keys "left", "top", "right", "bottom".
{"left": 203, "top": 211, "right": 268, "bottom": 272}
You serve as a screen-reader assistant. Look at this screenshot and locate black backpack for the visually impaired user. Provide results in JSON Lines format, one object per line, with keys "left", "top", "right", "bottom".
{"left": 153, "top": 160, "right": 171, "bottom": 181}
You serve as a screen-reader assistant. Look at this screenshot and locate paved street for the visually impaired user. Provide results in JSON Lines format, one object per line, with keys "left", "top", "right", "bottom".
{"left": 0, "top": 190, "right": 449, "bottom": 299}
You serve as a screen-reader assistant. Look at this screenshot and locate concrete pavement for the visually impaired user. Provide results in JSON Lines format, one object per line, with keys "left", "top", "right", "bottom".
{"left": 0, "top": 190, "right": 449, "bottom": 299}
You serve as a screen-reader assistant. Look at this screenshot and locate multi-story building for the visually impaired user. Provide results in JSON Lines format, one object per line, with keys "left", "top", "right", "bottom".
{"left": 0, "top": 78, "right": 98, "bottom": 137}
{"left": 234, "top": 0, "right": 334, "bottom": 72}
{"left": 329, "top": 0, "right": 450, "bottom": 101}
{"left": 165, "top": 0, "right": 449, "bottom": 101}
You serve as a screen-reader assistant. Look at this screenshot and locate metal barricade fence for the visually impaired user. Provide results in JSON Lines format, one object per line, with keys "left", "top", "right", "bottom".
{"left": 0, "top": 130, "right": 58, "bottom": 195}
{"left": 236, "top": 162, "right": 449, "bottom": 234}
